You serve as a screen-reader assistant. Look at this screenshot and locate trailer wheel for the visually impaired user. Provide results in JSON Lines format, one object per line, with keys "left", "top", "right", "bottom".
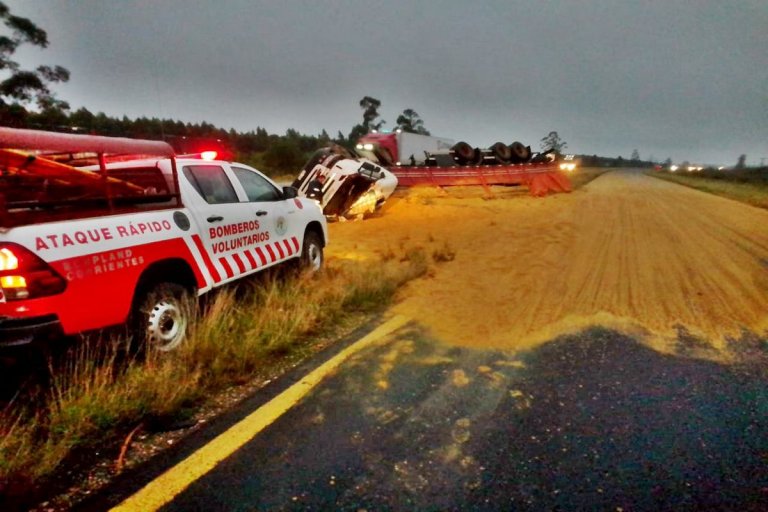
{"left": 300, "top": 231, "right": 324, "bottom": 272}
{"left": 490, "top": 142, "right": 512, "bottom": 163}
{"left": 508, "top": 141, "right": 530, "bottom": 163}
{"left": 131, "top": 282, "right": 194, "bottom": 352}
{"left": 451, "top": 141, "right": 476, "bottom": 165}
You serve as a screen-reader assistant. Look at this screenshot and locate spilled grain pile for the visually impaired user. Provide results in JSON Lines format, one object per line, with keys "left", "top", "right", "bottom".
{"left": 326, "top": 171, "right": 768, "bottom": 355}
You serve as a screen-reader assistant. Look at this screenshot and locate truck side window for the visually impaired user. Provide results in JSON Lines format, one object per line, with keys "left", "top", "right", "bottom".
{"left": 108, "top": 166, "right": 170, "bottom": 194}
{"left": 183, "top": 165, "right": 238, "bottom": 204}
{"left": 358, "top": 162, "right": 383, "bottom": 180}
{"left": 232, "top": 167, "right": 281, "bottom": 202}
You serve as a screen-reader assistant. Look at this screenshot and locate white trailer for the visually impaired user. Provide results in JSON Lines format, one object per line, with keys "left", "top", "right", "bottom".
{"left": 356, "top": 131, "right": 454, "bottom": 166}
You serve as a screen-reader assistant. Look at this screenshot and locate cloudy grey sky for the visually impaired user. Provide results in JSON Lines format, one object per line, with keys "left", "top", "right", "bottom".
{"left": 5, "top": 0, "right": 767, "bottom": 166}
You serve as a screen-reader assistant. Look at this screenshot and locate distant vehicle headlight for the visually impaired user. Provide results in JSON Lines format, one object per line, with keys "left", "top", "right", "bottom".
{"left": 670, "top": 165, "right": 679, "bottom": 172}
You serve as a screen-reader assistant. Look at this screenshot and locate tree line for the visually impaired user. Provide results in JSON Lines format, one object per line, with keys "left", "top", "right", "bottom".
{"left": 5, "top": 2, "right": 729, "bottom": 176}
{"left": 0, "top": 4, "right": 437, "bottom": 177}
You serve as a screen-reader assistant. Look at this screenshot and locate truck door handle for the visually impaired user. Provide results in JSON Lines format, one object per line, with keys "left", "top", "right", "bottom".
{"left": 207, "top": 215, "right": 224, "bottom": 222}
{"left": 256, "top": 210, "right": 268, "bottom": 216}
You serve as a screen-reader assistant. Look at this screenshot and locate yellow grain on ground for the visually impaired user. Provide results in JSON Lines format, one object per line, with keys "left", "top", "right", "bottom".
{"left": 326, "top": 170, "right": 768, "bottom": 355}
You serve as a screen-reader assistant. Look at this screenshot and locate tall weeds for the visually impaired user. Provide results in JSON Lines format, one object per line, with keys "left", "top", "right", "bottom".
{"left": 651, "top": 170, "right": 768, "bottom": 210}
{"left": 0, "top": 253, "right": 428, "bottom": 494}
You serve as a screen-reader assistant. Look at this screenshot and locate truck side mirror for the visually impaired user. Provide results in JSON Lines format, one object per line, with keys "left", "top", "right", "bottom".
{"left": 282, "top": 186, "right": 298, "bottom": 199}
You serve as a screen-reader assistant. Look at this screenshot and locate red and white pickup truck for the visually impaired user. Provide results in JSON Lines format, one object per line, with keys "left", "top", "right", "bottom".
{"left": 0, "top": 127, "right": 328, "bottom": 351}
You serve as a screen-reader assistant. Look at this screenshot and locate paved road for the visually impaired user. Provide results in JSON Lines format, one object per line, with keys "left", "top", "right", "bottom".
{"left": 85, "top": 171, "right": 768, "bottom": 510}
{"left": 87, "top": 323, "right": 768, "bottom": 511}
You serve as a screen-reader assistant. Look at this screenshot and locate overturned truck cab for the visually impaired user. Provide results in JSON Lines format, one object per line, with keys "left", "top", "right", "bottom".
{"left": 292, "top": 146, "right": 398, "bottom": 220}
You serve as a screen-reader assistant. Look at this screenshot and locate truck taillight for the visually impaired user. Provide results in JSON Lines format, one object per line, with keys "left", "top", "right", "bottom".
{"left": 0, "top": 243, "right": 66, "bottom": 300}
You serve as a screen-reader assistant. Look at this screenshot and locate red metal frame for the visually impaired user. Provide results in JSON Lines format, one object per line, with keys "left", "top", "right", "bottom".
{"left": 0, "top": 127, "right": 175, "bottom": 157}
{"left": 390, "top": 162, "right": 572, "bottom": 196}
{"left": 0, "top": 127, "right": 181, "bottom": 208}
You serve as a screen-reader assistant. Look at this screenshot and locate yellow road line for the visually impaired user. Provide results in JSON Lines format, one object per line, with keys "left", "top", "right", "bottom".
{"left": 112, "top": 315, "right": 409, "bottom": 512}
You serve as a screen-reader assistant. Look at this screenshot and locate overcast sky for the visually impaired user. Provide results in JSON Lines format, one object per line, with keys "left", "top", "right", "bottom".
{"left": 5, "top": 0, "right": 767, "bottom": 166}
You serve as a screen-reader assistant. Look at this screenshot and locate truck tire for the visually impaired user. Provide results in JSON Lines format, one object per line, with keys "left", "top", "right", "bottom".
{"left": 300, "top": 231, "right": 324, "bottom": 272}
{"left": 508, "top": 141, "right": 530, "bottom": 163}
{"left": 132, "top": 282, "right": 194, "bottom": 352}
{"left": 451, "top": 141, "right": 476, "bottom": 165}
{"left": 490, "top": 142, "right": 512, "bottom": 163}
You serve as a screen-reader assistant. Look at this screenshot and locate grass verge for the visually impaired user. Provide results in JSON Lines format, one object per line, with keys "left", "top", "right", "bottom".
{"left": 0, "top": 251, "right": 429, "bottom": 501}
{"left": 649, "top": 169, "right": 768, "bottom": 210}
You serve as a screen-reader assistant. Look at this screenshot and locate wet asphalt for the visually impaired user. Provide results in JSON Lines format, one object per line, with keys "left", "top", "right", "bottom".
{"left": 82, "top": 322, "right": 768, "bottom": 511}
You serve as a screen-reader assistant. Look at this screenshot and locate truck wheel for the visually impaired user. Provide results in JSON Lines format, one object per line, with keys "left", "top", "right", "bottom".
{"left": 132, "top": 282, "right": 193, "bottom": 352}
{"left": 490, "top": 142, "right": 512, "bottom": 163}
{"left": 451, "top": 141, "right": 476, "bottom": 165}
{"left": 300, "top": 231, "right": 324, "bottom": 272}
{"left": 508, "top": 141, "right": 529, "bottom": 163}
